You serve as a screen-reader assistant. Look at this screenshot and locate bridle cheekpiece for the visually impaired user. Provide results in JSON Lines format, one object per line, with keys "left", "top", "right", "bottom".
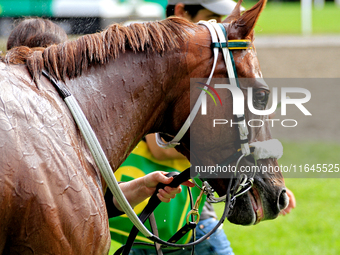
{"left": 155, "top": 20, "right": 253, "bottom": 156}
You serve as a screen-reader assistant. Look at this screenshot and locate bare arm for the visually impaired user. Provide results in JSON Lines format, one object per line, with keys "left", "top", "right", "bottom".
{"left": 112, "top": 171, "right": 194, "bottom": 211}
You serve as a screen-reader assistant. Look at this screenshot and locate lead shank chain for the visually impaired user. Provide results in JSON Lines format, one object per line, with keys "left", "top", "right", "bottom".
{"left": 186, "top": 185, "right": 205, "bottom": 224}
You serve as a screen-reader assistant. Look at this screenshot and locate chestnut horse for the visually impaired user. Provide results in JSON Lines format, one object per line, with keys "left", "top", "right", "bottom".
{"left": 0, "top": 0, "right": 287, "bottom": 254}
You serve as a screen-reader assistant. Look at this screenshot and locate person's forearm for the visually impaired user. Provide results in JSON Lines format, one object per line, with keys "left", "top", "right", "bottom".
{"left": 112, "top": 179, "right": 153, "bottom": 211}
{"left": 111, "top": 172, "right": 188, "bottom": 213}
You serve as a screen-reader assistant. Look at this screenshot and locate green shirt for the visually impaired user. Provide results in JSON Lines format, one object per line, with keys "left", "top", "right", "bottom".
{"left": 109, "top": 140, "right": 205, "bottom": 248}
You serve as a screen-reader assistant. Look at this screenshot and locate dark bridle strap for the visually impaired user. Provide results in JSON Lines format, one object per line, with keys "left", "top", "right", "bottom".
{"left": 149, "top": 213, "right": 162, "bottom": 255}
{"left": 121, "top": 170, "right": 192, "bottom": 255}
{"left": 42, "top": 70, "right": 71, "bottom": 98}
{"left": 166, "top": 222, "right": 197, "bottom": 244}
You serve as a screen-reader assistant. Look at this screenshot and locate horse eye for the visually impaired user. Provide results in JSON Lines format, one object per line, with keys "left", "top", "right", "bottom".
{"left": 253, "top": 89, "right": 269, "bottom": 109}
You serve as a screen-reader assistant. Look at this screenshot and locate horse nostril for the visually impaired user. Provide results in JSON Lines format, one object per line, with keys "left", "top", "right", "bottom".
{"left": 278, "top": 189, "right": 289, "bottom": 211}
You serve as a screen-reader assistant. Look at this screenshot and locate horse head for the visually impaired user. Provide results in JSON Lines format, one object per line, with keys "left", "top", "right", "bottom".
{"left": 163, "top": 0, "right": 288, "bottom": 226}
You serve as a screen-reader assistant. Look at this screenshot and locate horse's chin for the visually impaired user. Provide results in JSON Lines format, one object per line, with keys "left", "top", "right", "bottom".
{"left": 227, "top": 187, "right": 264, "bottom": 225}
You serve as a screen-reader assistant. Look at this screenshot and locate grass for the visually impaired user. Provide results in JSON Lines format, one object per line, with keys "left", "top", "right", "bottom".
{"left": 108, "top": 141, "right": 340, "bottom": 255}
{"left": 214, "top": 141, "right": 340, "bottom": 255}
{"left": 242, "top": 1, "right": 340, "bottom": 34}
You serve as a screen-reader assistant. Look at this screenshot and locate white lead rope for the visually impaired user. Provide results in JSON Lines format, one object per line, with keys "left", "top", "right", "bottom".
{"left": 64, "top": 95, "right": 153, "bottom": 238}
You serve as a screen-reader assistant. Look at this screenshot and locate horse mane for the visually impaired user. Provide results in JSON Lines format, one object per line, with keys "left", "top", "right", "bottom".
{"left": 4, "top": 17, "right": 196, "bottom": 82}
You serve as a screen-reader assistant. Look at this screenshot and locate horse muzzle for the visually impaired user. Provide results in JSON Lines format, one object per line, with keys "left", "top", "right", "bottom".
{"left": 227, "top": 139, "right": 288, "bottom": 225}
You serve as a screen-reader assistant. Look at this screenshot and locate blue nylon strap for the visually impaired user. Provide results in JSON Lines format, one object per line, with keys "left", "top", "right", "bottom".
{"left": 229, "top": 41, "right": 251, "bottom": 48}
{"left": 218, "top": 23, "right": 227, "bottom": 38}
{"left": 211, "top": 42, "right": 227, "bottom": 48}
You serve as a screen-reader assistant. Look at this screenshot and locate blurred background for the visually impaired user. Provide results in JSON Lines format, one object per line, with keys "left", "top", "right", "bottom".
{"left": 0, "top": 0, "right": 167, "bottom": 35}
{"left": 0, "top": 0, "right": 340, "bottom": 36}
{"left": 1, "top": 0, "right": 340, "bottom": 254}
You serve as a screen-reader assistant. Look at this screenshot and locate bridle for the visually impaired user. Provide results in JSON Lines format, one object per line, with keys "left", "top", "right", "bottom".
{"left": 41, "top": 20, "right": 283, "bottom": 255}
{"left": 156, "top": 20, "right": 255, "bottom": 203}
{"left": 155, "top": 20, "right": 252, "bottom": 157}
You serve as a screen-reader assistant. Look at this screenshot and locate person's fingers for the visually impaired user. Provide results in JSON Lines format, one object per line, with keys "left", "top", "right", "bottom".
{"left": 280, "top": 207, "right": 290, "bottom": 215}
{"left": 159, "top": 188, "right": 179, "bottom": 198}
{"left": 181, "top": 180, "right": 195, "bottom": 187}
{"left": 279, "top": 189, "right": 296, "bottom": 216}
{"left": 154, "top": 171, "right": 173, "bottom": 183}
{"left": 164, "top": 186, "right": 182, "bottom": 195}
{"left": 146, "top": 172, "right": 195, "bottom": 198}
{"left": 286, "top": 189, "right": 296, "bottom": 208}
{"left": 281, "top": 204, "right": 293, "bottom": 215}
{"left": 156, "top": 171, "right": 176, "bottom": 184}
{"left": 157, "top": 188, "right": 176, "bottom": 203}
{"left": 145, "top": 172, "right": 173, "bottom": 188}
{"left": 150, "top": 172, "right": 195, "bottom": 187}
{"left": 157, "top": 192, "right": 171, "bottom": 203}
{"left": 158, "top": 174, "right": 195, "bottom": 188}
{"left": 157, "top": 186, "right": 182, "bottom": 203}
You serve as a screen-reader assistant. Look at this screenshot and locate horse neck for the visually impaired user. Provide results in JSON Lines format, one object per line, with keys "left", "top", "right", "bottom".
{"left": 65, "top": 48, "right": 188, "bottom": 170}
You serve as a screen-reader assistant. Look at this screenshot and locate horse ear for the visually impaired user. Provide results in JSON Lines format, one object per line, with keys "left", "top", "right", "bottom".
{"left": 226, "top": 0, "right": 267, "bottom": 38}
{"left": 223, "top": 0, "right": 243, "bottom": 23}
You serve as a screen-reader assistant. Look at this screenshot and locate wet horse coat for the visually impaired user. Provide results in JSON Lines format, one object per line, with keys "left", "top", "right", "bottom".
{"left": 0, "top": 0, "right": 287, "bottom": 254}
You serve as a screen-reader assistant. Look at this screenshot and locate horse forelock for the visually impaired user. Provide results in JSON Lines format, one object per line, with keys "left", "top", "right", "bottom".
{"left": 3, "top": 17, "right": 196, "bottom": 82}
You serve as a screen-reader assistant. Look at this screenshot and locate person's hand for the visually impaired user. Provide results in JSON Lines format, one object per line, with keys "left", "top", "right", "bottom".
{"left": 114, "top": 171, "right": 195, "bottom": 211}
{"left": 280, "top": 188, "right": 296, "bottom": 216}
{"left": 143, "top": 171, "right": 195, "bottom": 203}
